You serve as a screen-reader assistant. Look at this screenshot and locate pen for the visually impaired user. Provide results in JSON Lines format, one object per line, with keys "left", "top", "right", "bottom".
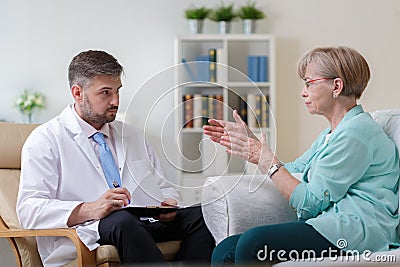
{"left": 113, "top": 181, "right": 131, "bottom": 205}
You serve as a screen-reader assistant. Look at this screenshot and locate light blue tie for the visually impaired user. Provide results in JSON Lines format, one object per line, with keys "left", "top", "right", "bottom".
{"left": 92, "top": 132, "right": 121, "bottom": 188}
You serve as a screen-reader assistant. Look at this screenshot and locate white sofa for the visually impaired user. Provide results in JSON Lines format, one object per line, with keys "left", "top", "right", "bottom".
{"left": 201, "top": 109, "right": 400, "bottom": 266}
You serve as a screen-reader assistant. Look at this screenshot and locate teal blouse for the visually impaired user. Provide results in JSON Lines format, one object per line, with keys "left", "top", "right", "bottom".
{"left": 286, "top": 105, "right": 400, "bottom": 252}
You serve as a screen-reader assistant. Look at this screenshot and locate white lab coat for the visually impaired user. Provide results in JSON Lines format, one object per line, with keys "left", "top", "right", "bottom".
{"left": 16, "top": 105, "right": 181, "bottom": 267}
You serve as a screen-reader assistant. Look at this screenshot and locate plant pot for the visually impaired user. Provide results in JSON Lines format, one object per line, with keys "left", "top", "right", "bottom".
{"left": 188, "top": 19, "right": 204, "bottom": 34}
{"left": 21, "top": 111, "right": 34, "bottom": 124}
{"left": 243, "top": 19, "right": 256, "bottom": 34}
{"left": 218, "top": 21, "right": 231, "bottom": 34}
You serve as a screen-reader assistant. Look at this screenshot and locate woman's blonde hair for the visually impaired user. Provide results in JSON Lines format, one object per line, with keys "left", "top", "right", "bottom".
{"left": 297, "top": 46, "right": 370, "bottom": 99}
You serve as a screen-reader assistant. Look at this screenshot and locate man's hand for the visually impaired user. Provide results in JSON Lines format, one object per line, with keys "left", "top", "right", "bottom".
{"left": 154, "top": 198, "right": 178, "bottom": 223}
{"left": 67, "top": 187, "right": 131, "bottom": 227}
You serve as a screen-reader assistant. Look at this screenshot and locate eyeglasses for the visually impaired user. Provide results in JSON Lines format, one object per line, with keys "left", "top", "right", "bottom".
{"left": 303, "top": 77, "right": 335, "bottom": 89}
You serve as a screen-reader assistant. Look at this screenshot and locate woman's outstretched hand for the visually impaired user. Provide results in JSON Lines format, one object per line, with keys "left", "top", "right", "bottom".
{"left": 203, "top": 110, "right": 275, "bottom": 173}
{"left": 203, "top": 110, "right": 258, "bottom": 143}
{"left": 222, "top": 131, "right": 275, "bottom": 174}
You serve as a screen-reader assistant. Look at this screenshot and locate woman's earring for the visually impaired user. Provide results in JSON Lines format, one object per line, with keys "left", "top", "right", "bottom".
{"left": 333, "top": 93, "right": 337, "bottom": 99}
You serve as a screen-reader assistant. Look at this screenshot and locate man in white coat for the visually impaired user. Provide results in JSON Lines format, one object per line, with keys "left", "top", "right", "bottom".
{"left": 16, "top": 50, "right": 215, "bottom": 266}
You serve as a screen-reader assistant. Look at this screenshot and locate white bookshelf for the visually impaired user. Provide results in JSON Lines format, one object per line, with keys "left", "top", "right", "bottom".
{"left": 174, "top": 34, "right": 276, "bottom": 204}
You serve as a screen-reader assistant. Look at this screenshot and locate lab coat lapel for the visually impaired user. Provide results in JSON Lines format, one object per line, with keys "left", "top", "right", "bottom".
{"left": 59, "top": 106, "right": 105, "bottom": 180}
{"left": 109, "top": 123, "right": 127, "bottom": 175}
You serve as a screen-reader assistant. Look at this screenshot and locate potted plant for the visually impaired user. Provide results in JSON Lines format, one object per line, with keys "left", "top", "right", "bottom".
{"left": 237, "top": 1, "right": 266, "bottom": 34}
{"left": 208, "top": 3, "right": 237, "bottom": 34}
{"left": 184, "top": 6, "right": 210, "bottom": 34}
{"left": 14, "top": 89, "right": 46, "bottom": 123}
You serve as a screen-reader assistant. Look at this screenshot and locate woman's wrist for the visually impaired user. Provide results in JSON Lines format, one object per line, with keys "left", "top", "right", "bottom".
{"left": 267, "top": 162, "right": 284, "bottom": 179}
{"left": 258, "top": 156, "right": 281, "bottom": 174}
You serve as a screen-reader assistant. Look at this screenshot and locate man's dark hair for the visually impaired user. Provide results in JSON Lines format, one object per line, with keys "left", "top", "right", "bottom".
{"left": 68, "top": 50, "right": 124, "bottom": 89}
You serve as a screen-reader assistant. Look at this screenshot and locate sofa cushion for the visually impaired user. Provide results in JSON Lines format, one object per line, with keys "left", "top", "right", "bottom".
{"left": 371, "top": 110, "right": 400, "bottom": 237}
{"left": 201, "top": 174, "right": 297, "bottom": 244}
{"left": 371, "top": 109, "right": 400, "bottom": 152}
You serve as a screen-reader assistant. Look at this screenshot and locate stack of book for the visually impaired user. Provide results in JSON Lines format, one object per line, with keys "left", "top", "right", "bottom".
{"left": 237, "top": 94, "right": 270, "bottom": 128}
{"left": 182, "top": 48, "right": 222, "bottom": 83}
{"left": 247, "top": 55, "right": 269, "bottom": 82}
{"left": 182, "top": 94, "right": 224, "bottom": 128}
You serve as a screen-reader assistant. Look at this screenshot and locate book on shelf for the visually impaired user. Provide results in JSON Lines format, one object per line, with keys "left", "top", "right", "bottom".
{"left": 246, "top": 93, "right": 270, "bottom": 128}
{"left": 214, "top": 94, "right": 224, "bottom": 120}
{"left": 246, "top": 94, "right": 257, "bottom": 128}
{"left": 181, "top": 48, "right": 223, "bottom": 83}
{"left": 183, "top": 94, "right": 194, "bottom": 128}
{"left": 258, "top": 56, "right": 268, "bottom": 82}
{"left": 208, "top": 95, "right": 224, "bottom": 121}
{"left": 182, "top": 94, "right": 224, "bottom": 129}
{"left": 238, "top": 95, "right": 248, "bottom": 124}
{"left": 193, "top": 94, "right": 203, "bottom": 128}
{"left": 216, "top": 48, "right": 225, "bottom": 83}
{"left": 255, "top": 94, "right": 262, "bottom": 128}
{"left": 247, "top": 55, "right": 269, "bottom": 82}
{"left": 247, "top": 56, "right": 258, "bottom": 82}
{"left": 202, "top": 96, "right": 209, "bottom": 126}
{"left": 261, "top": 95, "right": 268, "bottom": 128}
{"left": 208, "top": 48, "right": 217, "bottom": 83}
{"left": 207, "top": 96, "right": 213, "bottom": 125}
{"left": 261, "top": 94, "right": 270, "bottom": 128}
{"left": 181, "top": 58, "right": 196, "bottom": 81}
{"left": 195, "top": 55, "right": 210, "bottom": 82}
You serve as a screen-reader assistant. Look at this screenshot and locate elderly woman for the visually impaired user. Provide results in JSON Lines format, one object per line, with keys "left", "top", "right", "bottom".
{"left": 203, "top": 46, "right": 400, "bottom": 265}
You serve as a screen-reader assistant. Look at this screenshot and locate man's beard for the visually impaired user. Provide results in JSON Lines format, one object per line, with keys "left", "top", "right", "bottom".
{"left": 79, "top": 97, "right": 118, "bottom": 126}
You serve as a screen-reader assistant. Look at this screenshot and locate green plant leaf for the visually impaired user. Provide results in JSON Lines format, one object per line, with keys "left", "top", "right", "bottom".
{"left": 184, "top": 6, "right": 210, "bottom": 20}
{"left": 208, "top": 3, "right": 237, "bottom": 22}
{"left": 238, "top": 1, "right": 266, "bottom": 20}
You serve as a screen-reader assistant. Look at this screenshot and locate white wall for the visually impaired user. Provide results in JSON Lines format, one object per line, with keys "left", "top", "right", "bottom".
{"left": 0, "top": 0, "right": 399, "bottom": 262}
{"left": 2, "top": 0, "right": 400, "bottom": 163}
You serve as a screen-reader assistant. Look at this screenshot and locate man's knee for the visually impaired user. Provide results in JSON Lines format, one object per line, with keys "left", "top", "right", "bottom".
{"left": 180, "top": 205, "right": 202, "bottom": 218}
{"left": 99, "top": 209, "right": 142, "bottom": 237}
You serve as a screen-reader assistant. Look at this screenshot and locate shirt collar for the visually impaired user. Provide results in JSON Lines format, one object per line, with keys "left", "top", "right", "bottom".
{"left": 341, "top": 104, "right": 364, "bottom": 123}
{"left": 329, "top": 104, "right": 364, "bottom": 134}
{"left": 71, "top": 104, "right": 111, "bottom": 139}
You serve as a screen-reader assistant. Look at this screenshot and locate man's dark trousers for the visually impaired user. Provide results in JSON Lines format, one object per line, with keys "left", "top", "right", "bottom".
{"left": 98, "top": 206, "right": 215, "bottom": 264}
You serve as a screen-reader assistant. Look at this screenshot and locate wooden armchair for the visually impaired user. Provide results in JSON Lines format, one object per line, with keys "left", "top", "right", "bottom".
{"left": 0, "top": 122, "right": 180, "bottom": 267}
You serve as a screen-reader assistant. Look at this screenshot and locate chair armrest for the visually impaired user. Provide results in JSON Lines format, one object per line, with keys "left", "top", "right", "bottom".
{"left": 201, "top": 174, "right": 297, "bottom": 244}
{"left": 0, "top": 228, "right": 96, "bottom": 267}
